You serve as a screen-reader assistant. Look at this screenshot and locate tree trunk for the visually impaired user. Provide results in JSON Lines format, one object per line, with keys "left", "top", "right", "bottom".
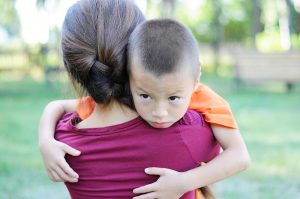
{"left": 146, "top": 0, "right": 151, "bottom": 16}
{"left": 211, "top": 0, "right": 222, "bottom": 75}
{"left": 286, "top": 0, "right": 300, "bottom": 35}
{"left": 277, "top": 0, "right": 291, "bottom": 50}
{"left": 251, "top": 0, "right": 262, "bottom": 46}
{"left": 161, "top": 0, "right": 176, "bottom": 18}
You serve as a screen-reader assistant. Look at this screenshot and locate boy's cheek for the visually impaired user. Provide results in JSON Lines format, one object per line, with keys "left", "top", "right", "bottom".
{"left": 134, "top": 103, "right": 150, "bottom": 121}
{"left": 135, "top": 106, "right": 148, "bottom": 120}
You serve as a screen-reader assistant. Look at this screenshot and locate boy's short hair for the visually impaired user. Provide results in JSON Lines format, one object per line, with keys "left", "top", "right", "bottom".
{"left": 128, "top": 19, "right": 200, "bottom": 78}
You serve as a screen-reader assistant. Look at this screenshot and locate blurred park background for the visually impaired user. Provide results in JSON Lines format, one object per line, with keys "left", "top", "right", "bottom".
{"left": 0, "top": 0, "right": 300, "bottom": 198}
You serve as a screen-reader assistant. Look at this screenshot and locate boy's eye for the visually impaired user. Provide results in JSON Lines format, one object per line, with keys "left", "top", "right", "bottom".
{"left": 139, "top": 94, "right": 151, "bottom": 100}
{"left": 169, "top": 96, "right": 180, "bottom": 102}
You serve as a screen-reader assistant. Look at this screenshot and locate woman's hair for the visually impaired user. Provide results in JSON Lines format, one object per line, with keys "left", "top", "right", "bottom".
{"left": 61, "top": 0, "right": 145, "bottom": 107}
{"left": 200, "top": 186, "right": 217, "bottom": 199}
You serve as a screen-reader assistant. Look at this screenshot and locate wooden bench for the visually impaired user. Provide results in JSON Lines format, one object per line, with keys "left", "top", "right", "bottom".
{"left": 232, "top": 48, "right": 300, "bottom": 90}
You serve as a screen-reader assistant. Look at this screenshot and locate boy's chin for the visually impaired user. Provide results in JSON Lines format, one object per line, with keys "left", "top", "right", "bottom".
{"left": 147, "top": 121, "right": 174, "bottom": 129}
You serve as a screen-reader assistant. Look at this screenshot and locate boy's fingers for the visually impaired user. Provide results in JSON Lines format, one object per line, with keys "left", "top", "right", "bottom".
{"left": 60, "top": 160, "right": 79, "bottom": 179}
{"left": 56, "top": 166, "right": 78, "bottom": 183}
{"left": 132, "top": 192, "right": 157, "bottom": 199}
{"left": 133, "top": 182, "right": 156, "bottom": 194}
{"left": 200, "top": 162, "right": 206, "bottom": 166}
{"left": 49, "top": 170, "right": 63, "bottom": 182}
{"left": 62, "top": 144, "right": 81, "bottom": 156}
{"left": 145, "top": 167, "right": 167, "bottom": 176}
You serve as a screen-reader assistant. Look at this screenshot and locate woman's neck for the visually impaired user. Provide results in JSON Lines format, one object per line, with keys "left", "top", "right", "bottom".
{"left": 76, "top": 101, "right": 138, "bottom": 129}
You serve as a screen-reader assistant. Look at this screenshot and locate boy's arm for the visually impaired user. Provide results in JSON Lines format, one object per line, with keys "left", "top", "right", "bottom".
{"left": 181, "top": 125, "right": 250, "bottom": 190}
{"left": 38, "top": 99, "right": 81, "bottom": 183}
{"left": 186, "top": 82, "right": 250, "bottom": 191}
{"left": 38, "top": 100, "right": 77, "bottom": 140}
{"left": 133, "top": 125, "right": 250, "bottom": 199}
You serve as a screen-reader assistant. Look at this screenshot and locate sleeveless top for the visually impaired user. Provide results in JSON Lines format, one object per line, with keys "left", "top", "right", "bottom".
{"left": 55, "top": 110, "right": 221, "bottom": 199}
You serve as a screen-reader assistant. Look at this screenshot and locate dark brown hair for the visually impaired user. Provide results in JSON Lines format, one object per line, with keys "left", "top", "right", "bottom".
{"left": 61, "top": 0, "right": 145, "bottom": 107}
{"left": 200, "top": 186, "right": 217, "bottom": 199}
{"left": 127, "top": 19, "right": 200, "bottom": 78}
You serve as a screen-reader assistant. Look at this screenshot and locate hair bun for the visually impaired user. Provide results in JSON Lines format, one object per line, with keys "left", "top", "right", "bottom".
{"left": 85, "top": 60, "right": 128, "bottom": 104}
{"left": 92, "top": 60, "right": 112, "bottom": 76}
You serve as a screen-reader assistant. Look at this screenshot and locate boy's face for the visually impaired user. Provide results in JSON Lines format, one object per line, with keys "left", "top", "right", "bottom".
{"left": 129, "top": 60, "right": 197, "bottom": 128}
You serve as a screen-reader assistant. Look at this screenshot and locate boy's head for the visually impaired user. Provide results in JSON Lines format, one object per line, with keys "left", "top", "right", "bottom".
{"left": 127, "top": 19, "right": 201, "bottom": 128}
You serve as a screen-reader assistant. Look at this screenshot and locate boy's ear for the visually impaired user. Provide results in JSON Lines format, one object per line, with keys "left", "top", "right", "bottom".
{"left": 193, "top": 71, "right": 201, "bottom": 90}
{"left": 194, "top": 78, "right": 200, "bottom": 91}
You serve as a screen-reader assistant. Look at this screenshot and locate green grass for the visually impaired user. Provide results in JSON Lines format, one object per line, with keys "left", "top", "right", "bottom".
{"left": 201, "top": 76, "right": 300, "bottom": 198}
{"left": 0, "top": 77, "right": 300, "bottom": 198}
{"left": 0, "top": 79, "right": 71, "bottom": 198}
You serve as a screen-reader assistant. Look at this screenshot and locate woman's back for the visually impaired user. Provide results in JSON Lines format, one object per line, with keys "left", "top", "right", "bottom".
{"left": 55, "top": 110, "right": 220, "bottom": 199}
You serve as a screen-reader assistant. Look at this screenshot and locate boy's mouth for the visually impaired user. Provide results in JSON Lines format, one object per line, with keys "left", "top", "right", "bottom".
{"left": 150, "top": 122, "right": 170, "bottom": 128}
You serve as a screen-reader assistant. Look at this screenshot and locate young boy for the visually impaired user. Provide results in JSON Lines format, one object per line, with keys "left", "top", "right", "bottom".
{"left": 127, "top": 19, "right": 250, "bottom": 198}
{"left": 39, "top": 19, "right": 250, "bottom": 198}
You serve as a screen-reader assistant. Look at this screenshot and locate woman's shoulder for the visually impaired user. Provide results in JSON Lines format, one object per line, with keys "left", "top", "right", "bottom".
{"left": 55, "top": 112, "right": 80, "bottom": 132}
{"left": 55, "top": 110, "right": 209, "bottom": 133}
{"left": 55, "top": 112, "right": 146, "bottom": 136}
{"left": 178, "top": 110, "right": 208, "bottom": 127}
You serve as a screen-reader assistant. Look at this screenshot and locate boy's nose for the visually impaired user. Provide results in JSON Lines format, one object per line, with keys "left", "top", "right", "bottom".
{"left": 152, "top": 108, "right": 168, "bottom": 119}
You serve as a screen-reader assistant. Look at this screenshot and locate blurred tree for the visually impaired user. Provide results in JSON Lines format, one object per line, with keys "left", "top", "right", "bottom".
{"left": 286, "top": 0, "right": 300, "bottom": 35}
{"left": 176, "top": 1, "right": 214, "bottom": 42}
{"left": 222, "top": 0, "right": 253, "bottom": 42}
{"left": 257, "top": 0, "right": 300, "bottom": 51}
{"left": 277, "top": 0, "right": 291, "bottom": 50}
{"left": 145, "top": 0, "right": 151, "bottom": 16}
{"left": 34, "top": 0, "right": 61, "bottom": 84}
{"left": 36, "top": 0, "right": 48, "bottom": 9}
{"left": 157, "top": 0, "right": 177, "bottom": 17}
{"left": 0, "top": 0, "right": 20, "bottom": 37}
{"left": 211, "top": 0, "right": 222, "bottom": 74}
{"left": 177, "top": 0, "right": 254, "bottom": 42}
{"left": 251, "top": 0, "right": 263, "bottom": 44}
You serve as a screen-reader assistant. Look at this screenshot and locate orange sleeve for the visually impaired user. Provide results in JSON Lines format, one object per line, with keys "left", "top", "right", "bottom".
{"left": 76, "top": 96, "right": 95, "bottom": 120}
{"left": 188, "top": 83, "right": 238, "bottom": 129}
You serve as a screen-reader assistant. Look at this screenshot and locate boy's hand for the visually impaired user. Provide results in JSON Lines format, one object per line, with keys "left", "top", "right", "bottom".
{"left": 132, "top": 167, "right": 187, "bottom": 199}
{"left": 39, "top": 138, "right": 81, "bottom": 183}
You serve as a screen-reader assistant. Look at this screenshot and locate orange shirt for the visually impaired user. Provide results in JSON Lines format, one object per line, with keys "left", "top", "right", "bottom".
{"left": 77, "top": 83, "right": 237, "bottom": 129}
{"left": 188, "top": 83, "right": 237, "bottom": 128}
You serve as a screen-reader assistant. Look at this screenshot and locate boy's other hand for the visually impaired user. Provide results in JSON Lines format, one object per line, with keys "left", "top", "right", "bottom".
{"left": 39, "top": 138, "right": 81, "bottom": 183}
{"left": 132, "top": 167, "right": 186, "bottom": 199}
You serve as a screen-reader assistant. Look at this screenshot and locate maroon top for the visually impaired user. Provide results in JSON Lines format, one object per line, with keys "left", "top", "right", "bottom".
{"left": 55, "top": 110, "right": 220, "bottom": 199}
